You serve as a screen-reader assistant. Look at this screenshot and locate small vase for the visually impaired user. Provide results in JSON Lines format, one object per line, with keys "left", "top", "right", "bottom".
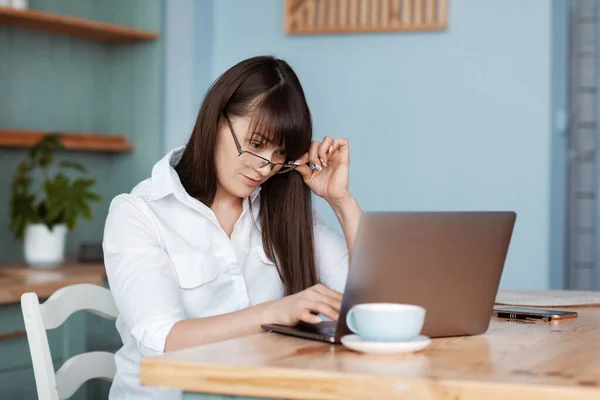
{"left": 24, "top": 223, "right": 67, "bottom": 268}
{"left": 9, "top": 0, "right": 28, "bottom": 10}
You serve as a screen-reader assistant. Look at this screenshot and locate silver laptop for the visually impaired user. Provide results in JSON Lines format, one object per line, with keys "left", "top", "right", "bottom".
{"left": 261, "top": 211, "right": 516, "bottom": 343}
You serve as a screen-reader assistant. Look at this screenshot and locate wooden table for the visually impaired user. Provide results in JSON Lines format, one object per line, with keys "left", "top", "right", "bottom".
{"left": 141, "top": 305, "right": 600, "bottom": 400}
{"left": 0, "top": 261, "right": 106, "bottom": 306}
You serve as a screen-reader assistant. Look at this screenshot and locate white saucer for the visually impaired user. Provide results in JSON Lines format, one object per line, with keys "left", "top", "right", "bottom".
{"left": 341, "top": 334, "right": 431, "bottom": 354}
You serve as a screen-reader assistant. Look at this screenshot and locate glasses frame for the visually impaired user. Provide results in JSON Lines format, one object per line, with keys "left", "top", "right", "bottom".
{"left": 224, "top": 114, "right": 296, "bottom": 174}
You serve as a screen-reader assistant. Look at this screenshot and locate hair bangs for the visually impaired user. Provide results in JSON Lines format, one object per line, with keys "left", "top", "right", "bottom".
{"left": 246, "top": 87, "right": 311, "bottom": 161}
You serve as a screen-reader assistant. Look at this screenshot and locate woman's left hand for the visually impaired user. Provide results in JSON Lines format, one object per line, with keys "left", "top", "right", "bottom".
{"left": 293, "top": 137, "right": 351, "bottom": 206}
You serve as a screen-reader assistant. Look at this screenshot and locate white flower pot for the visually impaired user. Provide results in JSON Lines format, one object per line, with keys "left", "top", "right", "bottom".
{"left": 9, "top": 0, "right": 28, "bottom": 10}
{"left": 24, "top": 223, "right": 67, "bottom": 268}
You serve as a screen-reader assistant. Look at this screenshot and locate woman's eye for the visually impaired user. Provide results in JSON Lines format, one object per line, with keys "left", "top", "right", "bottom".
{"left": 250, "top": 141, "right": 262, "bottom": 150}
{"left": 276, "top": 150, "right": 287, "bottom": 157}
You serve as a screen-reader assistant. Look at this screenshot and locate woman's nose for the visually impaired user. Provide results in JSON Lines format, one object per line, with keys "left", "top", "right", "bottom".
{"left": 254, "top": 162, "right": 272, "bottom": 176}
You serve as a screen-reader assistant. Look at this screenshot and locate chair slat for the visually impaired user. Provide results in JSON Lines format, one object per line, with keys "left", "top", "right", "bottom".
{"left": 55, "top": 351, "right": 116, "bottom": 399}
{"left": 41, "top": 284, "right": 118, "bottom": 330}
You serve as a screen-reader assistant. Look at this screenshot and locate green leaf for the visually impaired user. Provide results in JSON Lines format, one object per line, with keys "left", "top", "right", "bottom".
{"left": 9, "top": 191, "right": 37, "bottom": 240}
{"left": 81, "top": 202, "right": 92, "bottom": 220}
{"left": 15, "top": 160, "right": 33, "bottom": 175}
{"left": 73, "top": 177, "right": 95, "bottom": 188}
{"left": 85, "top": 192, "right": 102, "bottom": 202}
{"left": 38, "top": 151, "right": 53, "bottom": 169}
{"left": 11, "top": 161, "right": 34, "bottom": 192}
{"left": 40, "top": 174, "right": 101, "bottom": 230}
{"left": 10, "top": 132, "right": 101, "bottom": 239}
{"left": 38, "top": 133, "right": 63, "bottom": 150}
{"left": 59, "top": 160, "right": 87, "bottom": 173}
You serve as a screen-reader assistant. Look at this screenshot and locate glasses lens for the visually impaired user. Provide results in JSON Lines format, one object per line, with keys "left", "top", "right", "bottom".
{"left": 239, "top": 152, "right": 269, "bottom": 168}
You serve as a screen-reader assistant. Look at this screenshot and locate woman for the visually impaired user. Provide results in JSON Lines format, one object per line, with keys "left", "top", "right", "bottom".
{"left": 103, "top": 55, "right": 363, "bottom": 399}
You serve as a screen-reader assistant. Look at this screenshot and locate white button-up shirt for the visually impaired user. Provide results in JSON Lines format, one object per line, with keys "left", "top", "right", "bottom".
{"left": 102, "top": 147, "right": 349, "bottom": 399}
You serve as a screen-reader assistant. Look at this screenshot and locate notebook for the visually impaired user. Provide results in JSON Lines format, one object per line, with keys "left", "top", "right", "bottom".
{"left": 495, "top": 290, "right": 600, "bottom": 307}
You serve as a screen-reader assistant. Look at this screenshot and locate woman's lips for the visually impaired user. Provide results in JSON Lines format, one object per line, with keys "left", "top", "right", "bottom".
{"left": 242, "top": 174, "right": 262, "bottom": 186}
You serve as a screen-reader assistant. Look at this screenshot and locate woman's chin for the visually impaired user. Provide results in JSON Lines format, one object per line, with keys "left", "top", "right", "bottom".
{"left": 232, "top": 183, "right": 259, "bottom": 199}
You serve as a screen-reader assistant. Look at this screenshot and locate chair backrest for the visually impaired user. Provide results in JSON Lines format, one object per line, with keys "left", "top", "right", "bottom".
{"left": 21, "top": 283, "right": 119, "bottom": 400}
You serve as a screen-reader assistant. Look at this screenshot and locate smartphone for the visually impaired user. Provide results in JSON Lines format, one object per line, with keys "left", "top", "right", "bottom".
{"left": 492, "top": 306, "right": 578, "bottom": 322}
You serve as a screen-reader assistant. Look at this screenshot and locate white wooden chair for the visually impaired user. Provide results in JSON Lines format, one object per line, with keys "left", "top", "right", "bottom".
{"left": 21, "top": 283, "right": 119, "bottom": 400}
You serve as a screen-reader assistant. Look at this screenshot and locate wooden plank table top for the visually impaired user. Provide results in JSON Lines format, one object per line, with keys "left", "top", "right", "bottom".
{"left": 141, "top": 300, "right": 600, "bottom": 400}
{"left": 0, "top": 261, "right": 106, "bottom": 306}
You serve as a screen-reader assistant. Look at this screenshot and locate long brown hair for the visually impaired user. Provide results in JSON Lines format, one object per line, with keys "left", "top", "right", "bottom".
{"left": 175, "top": 56, "right": 317, "bottom": 295}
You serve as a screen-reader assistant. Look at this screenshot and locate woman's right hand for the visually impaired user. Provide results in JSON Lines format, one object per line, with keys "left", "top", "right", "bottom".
{"left": 264, "top": 284, "right": 343, "bottom": 325}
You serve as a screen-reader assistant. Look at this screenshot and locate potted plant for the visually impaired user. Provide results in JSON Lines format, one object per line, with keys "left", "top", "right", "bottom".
{"left": 9, "top": 134, "right": 102, "bottom": 267}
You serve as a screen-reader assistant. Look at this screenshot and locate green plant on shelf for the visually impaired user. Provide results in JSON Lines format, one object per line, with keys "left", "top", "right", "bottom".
{"left": 9, "top": 133, "right": 102, "bottom": 240}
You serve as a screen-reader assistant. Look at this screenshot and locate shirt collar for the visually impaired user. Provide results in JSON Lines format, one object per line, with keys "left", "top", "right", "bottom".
{"left": 147, "top": 146, "right": 262, "bottom": 205}
{"left": 147, "top": 146, "right": 187, "bottom": 201}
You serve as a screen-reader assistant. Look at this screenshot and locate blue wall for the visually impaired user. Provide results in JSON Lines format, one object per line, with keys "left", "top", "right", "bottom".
{"left": 163, "top": 0, "right": 196, "bottom": 151}
{"left": 171, "top": 0, "right": 554, "bottom": 290}
{"left": 0, "top": 0, "right": 163, "bottom": 261}
{"left": 549, "top": 0, "right": 569, "bottom": 289}
{"left": 162, "top": 0, "right": 214, "bottom": 151}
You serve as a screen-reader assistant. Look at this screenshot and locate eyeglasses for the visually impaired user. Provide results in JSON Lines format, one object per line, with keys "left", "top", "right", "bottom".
{"left": 224, "top": 114, "right": 297, "bottom": 174}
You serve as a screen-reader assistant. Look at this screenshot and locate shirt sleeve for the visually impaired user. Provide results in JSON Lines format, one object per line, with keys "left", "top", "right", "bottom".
{"left": 313, "top": 211, "right": 349, "bottom": 293}
{"left": 102, "top": 195, "right": 186, "bottom": 357}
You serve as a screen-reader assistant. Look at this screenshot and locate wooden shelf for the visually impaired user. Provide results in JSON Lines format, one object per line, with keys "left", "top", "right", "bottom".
{"left": 0, "top": 7, "right": 158, "bottom": 43}
{"left": 0, "top": 130, "right": 134, "bottom": 153}
{"left": 284, "top": 0, "right": 448, "bottom": 35}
